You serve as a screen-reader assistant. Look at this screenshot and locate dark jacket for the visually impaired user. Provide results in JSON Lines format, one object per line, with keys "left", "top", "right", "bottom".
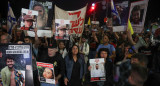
{"left": 104, "top": 58, "right": 113, "bottom": 86}
{"left": 64, "top": 55, "right": 85, "bottom": 81}
{"left": 38, "top": 52, "right": 65, "bottom": 77}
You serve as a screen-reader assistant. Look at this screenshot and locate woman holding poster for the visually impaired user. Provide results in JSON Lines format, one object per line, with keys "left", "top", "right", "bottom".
{"left": 64, "top": 45, "right": 85, "bottom": 86}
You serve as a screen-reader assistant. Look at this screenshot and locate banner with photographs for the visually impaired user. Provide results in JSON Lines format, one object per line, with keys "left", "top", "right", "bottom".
{"left": 20, "top": 8, "right": 38, "bottom": 31}
{"left": 129, "top": 0, "right": 149, "bottom": 33}
{"left": 55, "top": 19, "right": 70, "bottom": 40}
{"left": 37, "top": 62, "right": 55, "bottom": 84}
{"left": 55, "top": 5, "right": 87, "bottom": 37}
{"left": 0, "top": 43, "right": 33, "bottom": 86}
{"left": 89, "top": 58, "right": 105, "bottom": 82}
{"left": 112, "top": 0, "right": 129, "bottom": 32}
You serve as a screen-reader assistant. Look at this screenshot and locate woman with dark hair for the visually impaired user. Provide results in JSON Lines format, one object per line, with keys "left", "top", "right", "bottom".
{"left": 64, "top": 45, "right": 85, "bottom": 86}
{"left": 88, "top": 48, "right": 113, "bottom": 86}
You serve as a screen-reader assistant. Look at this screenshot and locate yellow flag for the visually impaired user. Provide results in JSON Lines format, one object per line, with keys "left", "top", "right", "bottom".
{"left": 128, "top": 19, "right": 134, "bottom": 35}
{"left": 87, "top": 17, "right": 91, "bottom": 25}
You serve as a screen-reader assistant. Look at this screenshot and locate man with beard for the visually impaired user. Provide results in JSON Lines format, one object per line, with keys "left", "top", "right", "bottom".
{"left": 1, "top": 56, "right": 25, "bottom": 86}
{"left": 33, "top": 3, "right": 48, "bottom": 30}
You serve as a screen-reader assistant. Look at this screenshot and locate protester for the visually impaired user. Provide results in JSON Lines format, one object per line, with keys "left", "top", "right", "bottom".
{"left": 37, "top": 40, "right": 65, "bottom": 86}
{"left": 64, "top": 45, "right": 85, "bottom": 86}
{"left": 57, "top": 41, "right": 68, "bottom": 58}
{"left": 96, "top": 35, "right": 116, "bottom": 61}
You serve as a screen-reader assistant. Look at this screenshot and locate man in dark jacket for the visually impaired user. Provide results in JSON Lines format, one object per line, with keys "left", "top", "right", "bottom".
{"left": 38, "top": 41, "right": 65, "bottom": 86}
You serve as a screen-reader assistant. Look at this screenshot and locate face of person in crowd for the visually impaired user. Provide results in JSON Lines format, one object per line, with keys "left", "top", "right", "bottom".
{"left": 59, "top": 29, "right": 65, "bottom": 37}
{"left": 103, "top": 35, "right": 109, "bottom": 44}
{"left": 48, "top": 48, "right": 57, "bottom": 57}
{"left": 124, "top": 46, "right": 130, "bottom": 52}
{"left": 132, "top": 10, "right": 140, "bottom": 24}
{"left": 72, "top": 45, "right": 78, "bottom": 55}
{"left": 128, "top": 72, "right": 143, "bottom": 86}
{"left": 59, "top": 42, "right": 65, "bottom": 50}
{"left": 100, "top": 51, "right": 108, "bottom": 58}
{"left": 24, "top": 38, "right": 31, "bottom": 43}
{"left": 131, "top": 58, "right": 139, "bottom": 64}
{"left": 24, "top": 20, "right": 33, "bottom": 27}
{"left": 95, "top": 64, "right": 99, "bottom": 70}
{"left": 81, "top": 37, "right": 86, "bottom": 43}
{"left": 33, "top": 6, "right": 44, "bottom": 17}
{"left": 0, "top": 35, "right": 8, "bottom": 43}
{"left": 6, "top": 58, "right": 14, "bottom": 69}
{"left": 43, "top": 68, "right": 53, "bottom": 79}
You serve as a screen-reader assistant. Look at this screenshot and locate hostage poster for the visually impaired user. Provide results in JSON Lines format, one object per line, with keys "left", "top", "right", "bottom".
{"left": 89, "top": 58, "right": 105, "bottom": 82}
{"left": 0, "top": 43, "right": 33, "bottom": 86}
{"left": 29, "top": 0, "right": 54, "bottom": 37}
{"left": 37, "top": 62, "right": 55, "bottom": 84}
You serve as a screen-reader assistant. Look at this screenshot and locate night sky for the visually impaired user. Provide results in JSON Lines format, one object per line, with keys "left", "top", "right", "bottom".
{"left": 0, "top": 0, "right": 159, "bottom": 27}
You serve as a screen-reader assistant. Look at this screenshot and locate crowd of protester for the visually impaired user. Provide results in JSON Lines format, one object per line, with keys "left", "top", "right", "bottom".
{"left": 0, "top": 17, "right": 160, "bottom": 86}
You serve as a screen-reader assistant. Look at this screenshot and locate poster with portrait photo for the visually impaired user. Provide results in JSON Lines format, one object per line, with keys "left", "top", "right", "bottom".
{"left": 0, "top": 43, "right": 33, "bottom": 86}
{"left": 112, "top": 0, "right": 129, "bottom": 32}
{"left": 89, "top": 58, "right": 105, "bottom": 82}
{"left": 36, "top": 62, "right": 55, "bottom": 84}
{"left": 29, "top": 0, "right": 54, "bottom": 30}
{"left": 129, "top": 0, "right": 149, "bottom": 33}
{"left": 20, "top": 8, "right": 38, "bottom": 31}
{"left": 55, "top": 19, "right": 70, "bottom": 40}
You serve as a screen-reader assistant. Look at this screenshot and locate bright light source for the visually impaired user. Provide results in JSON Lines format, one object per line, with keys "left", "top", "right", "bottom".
{"left": 92, "top": 3, "right": 95, "bottom": 6}
{"left": 92, "top": 7, "right": 95, "bottom": 10}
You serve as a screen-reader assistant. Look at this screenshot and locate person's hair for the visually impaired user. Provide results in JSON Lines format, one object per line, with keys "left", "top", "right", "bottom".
{"left": 24, "top": 36, "right": 31, "bottom": 39}
{"left": 131, "top": 5, "right": 140, "bottom": 14}
{"left": 0, "top": 33, "right": 11, "bottom": 43}
{"left": 131, "top": 64, "right": 148, "bottom": 85}
{"left": 97, "top": 48, "right": 110, "bottom": 58}
{"left": 33, "top": 2, "right": 45, "bottom": 16}
{"left": 131, "top": 53, "right": 148, "bottom": 67}
{"left": 5, "top": 56, "right": 15, "bottom": 62}
{"left": 68, "top": 44, "right": 80, "bottom": 59}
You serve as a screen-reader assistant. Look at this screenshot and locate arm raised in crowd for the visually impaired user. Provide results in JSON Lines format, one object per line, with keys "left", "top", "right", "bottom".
{"left": 127, "top": 30, "right": 136, "bottom": 45}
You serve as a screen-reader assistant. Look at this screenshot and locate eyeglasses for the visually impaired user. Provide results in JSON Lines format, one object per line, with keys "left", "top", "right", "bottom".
{"left": 38, "top": 10, "right": 43, "bottom": 12}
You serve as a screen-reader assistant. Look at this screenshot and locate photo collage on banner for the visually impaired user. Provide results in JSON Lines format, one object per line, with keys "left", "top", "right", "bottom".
{"left": 0, "top": 43, "right": 33, "bottom": 86}
{"left": 89, "top": 58, "right": 105, "bottom": 82}
{"left": 129, "top": 0, "right": 149, "bottom": 33}
{"left": 20, "top": 8, "right": 38, "bottom": 31}
{"left": 28, "top": 0, "right": 54, "bottom": 37}
{"left": 55, "top": 19, "right": 70, "bottom": 40}
{"left": 37, "top": 62, "right": 55, "bottom": 84}
{"left": 112, "top": 0, "right": 129, "bottom": 32}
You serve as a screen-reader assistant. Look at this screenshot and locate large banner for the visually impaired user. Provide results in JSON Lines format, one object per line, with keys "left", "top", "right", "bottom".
{"left": 0, "top": 43, "right": 34, "bottom": 86}
{"left": 111, "top": 0, "right": 129, "bottom": 32}
{"left": 55, "top": 5, "right": 87, "bottom": 36}
{"left": 129, "top": 0, "right": 149, "bottom": 33}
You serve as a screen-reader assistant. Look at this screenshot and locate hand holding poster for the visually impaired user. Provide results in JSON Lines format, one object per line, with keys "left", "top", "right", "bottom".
{"left": 89, "top": 58, "right": 105, "bottom": 82}
{"left": 37, "top": 62, "right": 55, "bottom": 84}
{"left": 55, "top": 19, "right": 70, "bottom": 40}
{"left": 20, "top": 8, "right": 38, "bottom": 31}
{"left": 0, "top": 44, "right": 33, "bottom": 86}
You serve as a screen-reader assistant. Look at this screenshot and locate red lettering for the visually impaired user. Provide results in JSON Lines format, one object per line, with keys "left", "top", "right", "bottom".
{"left": 68, "top": 11, "right": 81, "bottom": 18}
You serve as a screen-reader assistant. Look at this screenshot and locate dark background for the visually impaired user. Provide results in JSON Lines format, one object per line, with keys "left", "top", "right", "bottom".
{"left": 0, "top": 0, "right": 159, "bottom": 28}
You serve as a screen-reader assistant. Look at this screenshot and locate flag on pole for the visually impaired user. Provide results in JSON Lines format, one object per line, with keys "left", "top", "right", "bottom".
{"left": 128, "top": 19, "right": 134, "bottom": 35}
{"left": 7, "top": 2, "right": 16, "bottom": 34}
{"left": 111, "top": 0, "right": 121, "bottom": 24}
{"left": 87, "top": 17, "right": 91, "bottom": 25}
